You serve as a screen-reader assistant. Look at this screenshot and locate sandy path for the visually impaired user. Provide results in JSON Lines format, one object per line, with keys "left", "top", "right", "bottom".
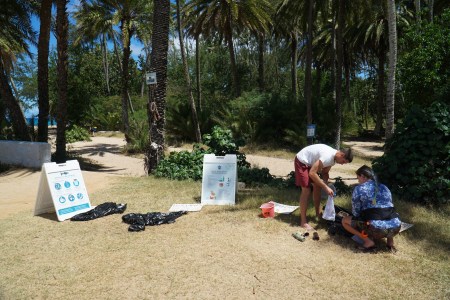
{"left": 0, "top": 136, "right": 383, "bottom": 219}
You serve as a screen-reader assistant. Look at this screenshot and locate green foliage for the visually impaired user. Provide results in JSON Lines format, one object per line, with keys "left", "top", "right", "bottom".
{"left": 372, "top": 102, "right": 450, "bottom": 205}
{"left": 125, "top": 117, "right": 149, "bottom": 154}
{"left": 333, "top": 177, "right": 352, "bottom": 196}
{"left": 66, "top": 125, "right": 91, "bottom": 143}
{"left": 398, "top": 9, "right": 450, "bottom": 108}
{"left": 203, "top": 126, "right": 250, "bottom": 168}
{"left": 154, "top": 145, "right": 209, "bottom": 180}
{"left": 238, "top": 167, "right": 287, "bottom": 188}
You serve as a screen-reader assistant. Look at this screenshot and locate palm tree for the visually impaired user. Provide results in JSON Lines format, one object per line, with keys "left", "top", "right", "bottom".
{"left": 185, "top": 0, "right": 272, "bottom": 98}
{"left": 176, "top": 0, "right": 202, "bottom": 143}
{"left": 0, "top": 0, "right": 34, "bottom": 141}
{"left": 333, "top": 0, "right": 345, "bottom": 149}
{"left": 74, "top": 0, "right": 152, "bottom": 143}
{"left": 54, "top": 0, "right": 69, "bottom": 163}
{"left": 37, "top": 0, "right": 53, "bottom": 143}
{"left": 145, "top": 0, "right": 170, "bottom": 173}
{"left": 385, "top": 0, "right": 397, "bottom": 139}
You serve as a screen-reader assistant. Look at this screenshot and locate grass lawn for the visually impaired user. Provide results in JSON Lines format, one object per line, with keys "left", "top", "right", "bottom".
{"left": 0, "top": 175, "right": 448, "bottom": 299}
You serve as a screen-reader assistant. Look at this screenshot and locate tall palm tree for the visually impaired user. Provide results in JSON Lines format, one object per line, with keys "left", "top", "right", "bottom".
{"left": 145, "top": 0, "right": 170, "bottom": 173}
{"left": 385, "top": 0, "right": 397, "bottom": 139}
{"left": 74, "top": 0, "right": 152, "bottom": 143}
{"left": 185, "top": 0, "right": 272, "bottom": 98}
{"left": 334, "top": 0, "right": 344, "bottom": 149}
{"left": 37, "top": 0, "right": 53, "bottom": 143}
{"left": 0, "top": 0, "right": 34, "bottom": 141}
{"left": 54, "top": 0, "right": 69, "bottom": 163}
{"left": 176, "top": 0, "right": 201, "bottom": 143}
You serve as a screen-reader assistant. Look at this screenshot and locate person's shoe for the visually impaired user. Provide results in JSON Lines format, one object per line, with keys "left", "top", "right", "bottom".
{"left": 292, "top": 232, "right": 306, "bottom": 242}
{"left": 301, "top": 223, "right": 314, "bottom": 231}
{"left": 312, "top": 231, "right": 320, "bottom": 241}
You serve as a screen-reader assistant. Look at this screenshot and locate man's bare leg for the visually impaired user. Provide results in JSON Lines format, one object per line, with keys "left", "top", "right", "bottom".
{"left": 313, "top": 183, "right": 323, "bottom": 218}
{"left": 300, "top": 187, "right": 313, "bottom": 230}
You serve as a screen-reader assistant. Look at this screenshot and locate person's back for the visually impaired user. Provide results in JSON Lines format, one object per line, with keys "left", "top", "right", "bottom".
{"left": 352, "top": 180, "right": 401, "bottom": 232}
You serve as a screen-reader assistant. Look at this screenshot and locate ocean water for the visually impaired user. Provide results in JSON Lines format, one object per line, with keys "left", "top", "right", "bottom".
{"left": 26, "top": 117, "right": 56, "bottom": 126}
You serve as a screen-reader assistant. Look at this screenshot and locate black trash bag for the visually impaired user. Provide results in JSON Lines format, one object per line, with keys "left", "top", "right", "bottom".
{"left": 71, "top": 202, "right": 127, "bottom": 221}
{"left": 122, "top": 211, "right": 187, "bottom": 232}
{"left": 324, "top": 205, "right": 353, "bottom": 237}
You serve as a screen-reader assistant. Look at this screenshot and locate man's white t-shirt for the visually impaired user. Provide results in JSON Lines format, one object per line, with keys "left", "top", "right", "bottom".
{"left": 296, "top": 144, "right": 337, "bottom": 168}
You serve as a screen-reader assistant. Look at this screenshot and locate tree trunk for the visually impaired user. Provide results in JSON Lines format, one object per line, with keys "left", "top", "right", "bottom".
{"left": 176, "top": 0, "right": 201, "bottom": 143}
{"left": 415, "top": 0, "right": 421, "bottom": 23}
{"left": 112, "top": 30, "right": 134, "bottom": 114}
{"left": 427, "top": 0, "right": 433, "bottom": 22}
{"left": 101, "top": 34, "right": 111, "bottom": 95}
{"left": 305, "top": 0, "right": 314, "bottom": 125}
{"left": 37, "top": 0, "right": 52, "bottom": 143}
{"left": 0, "top": 61, "right": 30, "bottom": 141}
{"left": 291, "top": 33, "right": 298, "bottom": 100}
{"left": 120, "top": 20, "right": 131, "bottom": 143}
{"left": 386, "top": 0, "right": 397, "bottom": 140}
{"left": 258, "top": 33, "right": 265, "bottom": 93}
{"left": 226, "top": 26, "right": 240, "bottom": 97}
{"left": 195, "top": 36, "right": 202, "bottom": 111}
{"left": 145, "top": 0, "right": 170, "bottom": 173}
{"left": 374, "top": 52, "right": 385, "bottom": 136}
{"left": 55, "top": 0, "right": 69, "bottom": 163}
{"left": 334, "top": 0, "right": 344, "bottom": 149}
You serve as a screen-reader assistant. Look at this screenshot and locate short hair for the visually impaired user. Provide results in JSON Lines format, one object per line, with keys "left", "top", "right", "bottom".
{"left": 356, "top": 165, "right": 375, "bottom": 179}
{"left": 340, "top": 148, "right": 353, "bottom": 162}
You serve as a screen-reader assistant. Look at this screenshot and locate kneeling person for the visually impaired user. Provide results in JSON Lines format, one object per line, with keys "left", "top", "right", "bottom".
{"left": 342, "top": 165, "right": 401, "bottom": 251}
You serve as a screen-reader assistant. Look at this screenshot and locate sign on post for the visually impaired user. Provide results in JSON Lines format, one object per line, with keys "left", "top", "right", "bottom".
{"left": 34, "top": 160, "right": 92, "bottom": 221}
{"left": 307, "top": 124, "right": 316, "bottom": 138}
{"left": 146, "top": 72, "right": 157, "bottom": 85}
{"left": 201, "top": 154, "right": 237, "bottom": 205}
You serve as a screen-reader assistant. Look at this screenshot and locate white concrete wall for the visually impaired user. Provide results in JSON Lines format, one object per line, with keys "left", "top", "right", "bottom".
{"left": 0, "top": 141, "right": 51, "bottom": 168}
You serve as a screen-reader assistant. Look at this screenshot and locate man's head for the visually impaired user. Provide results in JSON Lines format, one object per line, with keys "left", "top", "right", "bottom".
{"left": 335, "top": 148, "right": 353, "bottom": 164}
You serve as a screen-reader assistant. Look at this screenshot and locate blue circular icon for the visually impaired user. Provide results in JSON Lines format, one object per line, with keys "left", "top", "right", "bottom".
{"left": 55, "top": 183, "right": 61, "bottom": 190}
{"left": 64, "top": 181, "right": 71, "bottom": 188}
{"left": 73, "top": 179, "right": 80, "bottom": 187}
{"left": 59, "top": 196, "right": 66, "bottom": 203}
{"left": 77, "top": 193, "right": 83, "bottom": 199}
{"left": 68, "top": 194, "right": 75, "bottom": 202}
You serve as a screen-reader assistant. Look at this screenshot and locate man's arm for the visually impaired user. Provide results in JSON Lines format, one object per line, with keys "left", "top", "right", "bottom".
{"left": 310, "top": 160, "right": 334, "bottom": 196}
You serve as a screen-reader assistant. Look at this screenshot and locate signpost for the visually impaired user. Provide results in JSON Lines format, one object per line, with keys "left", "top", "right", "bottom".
{"left": 34, "top": 160, "right": 92, "bottom": 221}
{"left": 201, "top": 154, "right": 237, "bottom": 205}
{"left": 307, "top": 124, "right": 316, "bottom": 145}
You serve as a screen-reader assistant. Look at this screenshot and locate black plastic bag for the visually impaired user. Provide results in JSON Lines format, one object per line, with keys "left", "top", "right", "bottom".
{"left": 325, "top": 205, "right": 353, "bottom": 237}
{"left": 122, "top": 211, "right": 187, "bottom": 231}
{"left": 71, "top": 202, "right": 127, "bottom": 221}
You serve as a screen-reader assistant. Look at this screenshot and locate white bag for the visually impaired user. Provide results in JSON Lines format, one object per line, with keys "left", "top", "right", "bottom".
{"left": 322, "top": 195, "right": 336, "bottom": 221}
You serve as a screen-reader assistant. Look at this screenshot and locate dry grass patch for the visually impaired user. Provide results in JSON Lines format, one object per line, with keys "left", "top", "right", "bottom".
{"left": 0, "top": 176, "right": 448, "bottom": 299}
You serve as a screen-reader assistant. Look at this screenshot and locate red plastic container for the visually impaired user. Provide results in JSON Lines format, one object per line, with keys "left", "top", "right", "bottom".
{"left": 260, "top": 202, "right": 275, "bottom": 218}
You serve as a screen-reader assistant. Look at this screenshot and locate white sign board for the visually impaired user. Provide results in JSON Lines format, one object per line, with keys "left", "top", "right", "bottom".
{"left": 307, "top": 124, "right": 316, "bottom": 138}
{"left": 34, "top": 160, "right": 92, "bottom": 221}
{"left": 201, "top": 154, "right": 237, "bottom": 205}
{"left": 146, "top": 72, "right": 157, "bottom": 85}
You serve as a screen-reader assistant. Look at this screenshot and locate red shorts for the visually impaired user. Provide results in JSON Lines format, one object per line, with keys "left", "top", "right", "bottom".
{"left": 294, "top": 157, "right": 311, "bottom": 187}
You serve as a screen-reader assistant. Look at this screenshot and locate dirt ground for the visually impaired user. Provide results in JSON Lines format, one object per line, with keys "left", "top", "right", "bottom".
{"left": 3, "top": 137, "right": 449, "bottom": 299}
{"left": 0, "top": 137, "right": 383, "bottom": 220}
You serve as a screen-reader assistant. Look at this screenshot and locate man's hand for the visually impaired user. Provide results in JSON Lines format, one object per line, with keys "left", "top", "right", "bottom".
{"left": 325, "top": 185, "right": 334, "bottom": 196}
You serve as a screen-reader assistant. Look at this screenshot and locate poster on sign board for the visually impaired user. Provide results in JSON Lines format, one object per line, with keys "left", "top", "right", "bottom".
{"left": 34, "top": 160, "right": 92, "bottom": 221}
{"left": 201, "top": 154, "right": 237, "bottom": 205}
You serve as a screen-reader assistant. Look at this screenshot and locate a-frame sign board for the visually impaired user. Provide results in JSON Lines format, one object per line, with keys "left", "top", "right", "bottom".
{"left": 34, "top": 160, "right": 92, "bottom": 221}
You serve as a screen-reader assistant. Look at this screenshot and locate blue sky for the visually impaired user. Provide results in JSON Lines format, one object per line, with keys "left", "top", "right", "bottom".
{"left": 29, "top": 0, "right": 144, "bottom": 58}
{"left": 26, "top": 0, "right": 144, "bottom": 117}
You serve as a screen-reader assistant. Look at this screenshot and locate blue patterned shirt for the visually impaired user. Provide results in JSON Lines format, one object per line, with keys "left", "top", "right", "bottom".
{"left": 352, "top": 180, "right": 401, "bottom": 230}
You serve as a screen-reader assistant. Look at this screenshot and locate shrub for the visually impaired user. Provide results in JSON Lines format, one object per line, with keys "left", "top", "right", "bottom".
{"left": 66, "top": 125, "right": 91, "bottom": 143}
{"left": 154, "top": 144, "right": 208, "bottom": 180}
{"left": 372, "top": 102, "right": 449, "bottom": 205}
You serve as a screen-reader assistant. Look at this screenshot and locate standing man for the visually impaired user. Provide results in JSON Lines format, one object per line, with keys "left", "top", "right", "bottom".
{"left": 295, "top": 144, "right": 353, "bottom": 230}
